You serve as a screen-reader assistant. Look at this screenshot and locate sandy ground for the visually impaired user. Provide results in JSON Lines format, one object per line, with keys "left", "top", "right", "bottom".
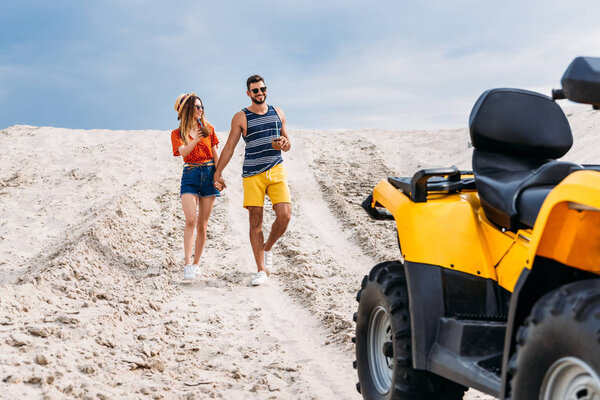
{"left": 0, "top": 105, "right": 598, "bottom": 399}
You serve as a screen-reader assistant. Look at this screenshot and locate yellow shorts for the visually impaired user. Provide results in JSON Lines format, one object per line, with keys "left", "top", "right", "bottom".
{"left": 243, "top": 164, "right": 291, "bottom": 208}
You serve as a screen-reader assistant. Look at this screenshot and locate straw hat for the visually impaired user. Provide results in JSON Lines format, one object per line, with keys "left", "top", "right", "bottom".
{"left": 174, "top": 92, "right": 196, "bottom": 116}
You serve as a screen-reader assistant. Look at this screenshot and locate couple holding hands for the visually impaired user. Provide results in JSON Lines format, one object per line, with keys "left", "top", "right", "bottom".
{"left": 170, "top": 75, "right": 291, "bottom": 286}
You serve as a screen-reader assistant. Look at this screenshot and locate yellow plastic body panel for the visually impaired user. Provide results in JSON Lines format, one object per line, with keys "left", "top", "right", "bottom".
{"left": 372, "top": 180, "right": 498, "bottom": 281}
{"left": 494, "top": 234, "right": 530, "bottom": 291}
{"left": 477, "top": 208, "right": 516, "bottom": 267}
{"left": 527, "top": 170, "right": 600, "bottom": 274}
{"left": 371, "top": 170, "right": 600, "bottom": 293}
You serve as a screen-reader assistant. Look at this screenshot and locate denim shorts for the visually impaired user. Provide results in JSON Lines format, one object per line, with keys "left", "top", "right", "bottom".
{"left": 180, "top": 161, "right": 221, "bottom": 198}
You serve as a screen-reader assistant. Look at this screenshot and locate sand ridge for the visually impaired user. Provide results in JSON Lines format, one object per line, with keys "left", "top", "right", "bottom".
{"left": 1, "top": 105, "right": 598, "bottom": 399}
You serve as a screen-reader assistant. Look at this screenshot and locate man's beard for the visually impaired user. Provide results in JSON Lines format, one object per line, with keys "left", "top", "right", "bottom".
{"left": 252, "top": 95, "right": 266, "bottom": 105}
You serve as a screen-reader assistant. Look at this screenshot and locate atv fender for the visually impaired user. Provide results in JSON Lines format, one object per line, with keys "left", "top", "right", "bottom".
{"left": 499, "top": 169, "right": 600, "bottom": 399}
{"left": 371, "top": 179, "right": 497, "bottom": 281}
{"left": 528, "top": 170, "right": 600, "bottom": 273}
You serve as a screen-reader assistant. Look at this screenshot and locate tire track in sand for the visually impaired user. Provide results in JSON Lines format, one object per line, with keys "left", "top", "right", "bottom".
{"left": 164, "top": 145, "right": 361, "bottom": 399}
{"left": 294, "top": 131, "right": 495, "bottom": 400}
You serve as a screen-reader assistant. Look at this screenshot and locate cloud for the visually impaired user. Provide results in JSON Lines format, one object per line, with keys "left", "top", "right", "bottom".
{"left": 273, "top": 16, "right": 600, "bottom": 130}
{"left": 1, "top": 1, "right": 600, "bottom": 131}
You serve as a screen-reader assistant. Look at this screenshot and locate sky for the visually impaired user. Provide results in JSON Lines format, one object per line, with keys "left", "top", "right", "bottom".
{"left": 1, "top": 1, "right": 599, "bottom": 132}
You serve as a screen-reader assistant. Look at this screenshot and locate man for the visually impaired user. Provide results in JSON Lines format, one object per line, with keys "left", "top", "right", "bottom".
{"left": 214, "top": 75, "right": 291, "bottom": 286}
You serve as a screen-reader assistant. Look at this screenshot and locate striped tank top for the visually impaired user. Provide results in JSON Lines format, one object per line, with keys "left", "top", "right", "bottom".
{"left": 242, "top": 105, "right": 283, "bottom": 177}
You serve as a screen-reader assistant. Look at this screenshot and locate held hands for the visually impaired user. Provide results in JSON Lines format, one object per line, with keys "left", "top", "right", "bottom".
{"left": 272, "top": 137, "right": 290, "bottom": 151}
{"left": 214, "top": 172, "right": 226, "bottom": 191}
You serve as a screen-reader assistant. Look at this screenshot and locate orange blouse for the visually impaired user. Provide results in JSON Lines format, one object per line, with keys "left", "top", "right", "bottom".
{"left": 171, "top": 122, "right": 219, "bottom": 163}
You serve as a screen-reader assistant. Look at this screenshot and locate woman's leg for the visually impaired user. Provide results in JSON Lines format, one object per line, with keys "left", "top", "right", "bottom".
{"left": 181, "top": 194, "right": 199, "bottom": 265}
{"left": 193, "top": 196, "right": 216, "bottom": 264}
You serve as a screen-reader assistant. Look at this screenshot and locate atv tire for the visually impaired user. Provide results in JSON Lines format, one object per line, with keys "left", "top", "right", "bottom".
{"left": 509, "top": 279, "right": 600, "bottom": 400}
{"left": 354, "top": 260, "right": 466, "bottom": 400}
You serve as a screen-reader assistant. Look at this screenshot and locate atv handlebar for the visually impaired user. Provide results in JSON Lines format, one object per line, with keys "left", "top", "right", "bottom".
{"left": 552, "top": 89, "right": 566, "bottom": 101}
{"left": 410, "top": 166, "right": 460, "bottom": 202}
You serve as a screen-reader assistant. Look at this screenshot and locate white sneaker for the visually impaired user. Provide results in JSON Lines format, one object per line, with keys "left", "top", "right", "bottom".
{"left": 251, "top": 271, "right": 268, "bottom": 286}
{"left": 183, "top": 265, "right": 195, "bottom": 280}
{"left": 264, "top": 251, "right": 273, "bottom": 271}
{"left": 192, "top": 264, "right": 200, "bottom": 275}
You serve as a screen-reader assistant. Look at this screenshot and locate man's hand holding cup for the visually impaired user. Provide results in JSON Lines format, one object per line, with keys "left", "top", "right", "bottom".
{"left": 272, "top": 137, "right": 290, "bottom": 151}
{"left": 271, "top": 137, "right": 282, "bottom": 151}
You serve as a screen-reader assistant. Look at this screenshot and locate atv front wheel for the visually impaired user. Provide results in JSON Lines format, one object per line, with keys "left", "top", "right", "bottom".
{"left": 509, "top": 279, "right": 600, "bottom": 400}
{"left": 354, "top": 261, "right": 466, "bottom": 400}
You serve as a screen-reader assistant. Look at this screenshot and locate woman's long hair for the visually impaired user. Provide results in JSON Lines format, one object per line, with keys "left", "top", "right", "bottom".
{"left": 179, "top": 95, "right": 211, "bottom": 145}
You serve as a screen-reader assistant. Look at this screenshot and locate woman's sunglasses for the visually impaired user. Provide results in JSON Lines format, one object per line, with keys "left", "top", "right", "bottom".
{"left": 250, "top": 87, "right": 267, "bottom": 94}
{"left": 195, "top": 105, "right": 204, "bottom": 111}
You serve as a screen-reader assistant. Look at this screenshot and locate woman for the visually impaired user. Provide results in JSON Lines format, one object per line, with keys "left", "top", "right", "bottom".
{"left": 171, "top": 93, "right": 221, "bottom": 280}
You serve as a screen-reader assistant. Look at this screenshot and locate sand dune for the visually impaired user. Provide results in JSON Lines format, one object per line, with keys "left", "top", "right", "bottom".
{"left": 1, "top": 105, "right": 598, "bottom": 399}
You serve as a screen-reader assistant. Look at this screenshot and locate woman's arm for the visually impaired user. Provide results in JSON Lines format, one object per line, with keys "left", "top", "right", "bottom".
{"left": 212, "top": 144, "right": 224, "bottom": 190}
{"left": 178, "top": 135, "right": 201, "bottom": 158}
{"left": 212, "top": 145, "right": 220, "bottom": 168}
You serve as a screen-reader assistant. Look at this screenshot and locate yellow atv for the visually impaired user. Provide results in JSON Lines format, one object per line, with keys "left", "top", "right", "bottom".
{"left": 354, "top": 56, "right": 600, "bottom": 400}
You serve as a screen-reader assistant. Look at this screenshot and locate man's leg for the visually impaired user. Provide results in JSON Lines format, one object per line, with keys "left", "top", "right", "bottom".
{"left": 264, "top": 202, "right": 291, "bottom": 252}
{"left": 248, "top": 206, "right": 266, "bottom": 272}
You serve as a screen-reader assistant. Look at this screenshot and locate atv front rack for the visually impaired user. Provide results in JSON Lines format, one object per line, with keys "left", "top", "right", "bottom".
{"left": 388, "top": 166, "right": 476, "bottom": 203}
{"left": 362, "top": 166, "right": 476, "bottom": 220}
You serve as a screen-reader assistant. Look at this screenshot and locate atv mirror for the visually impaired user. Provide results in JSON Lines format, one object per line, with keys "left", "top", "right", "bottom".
{"left": 553, "top": 56, "right": 600, "bottom": 109}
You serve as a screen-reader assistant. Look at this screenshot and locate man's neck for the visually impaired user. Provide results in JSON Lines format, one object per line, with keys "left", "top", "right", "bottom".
{"left": 247, "top": 103, "right": 268, "bottom": 114}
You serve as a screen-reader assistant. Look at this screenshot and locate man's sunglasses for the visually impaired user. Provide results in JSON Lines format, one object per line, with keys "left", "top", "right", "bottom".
{"left": 195, "top": 105, "right": 204, "bottom": 111}
{"left": 250, "top": 87, "right": 267, "bottom": 94}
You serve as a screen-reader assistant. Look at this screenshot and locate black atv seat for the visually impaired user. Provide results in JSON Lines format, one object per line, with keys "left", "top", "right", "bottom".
{"left": 516, "top": 186, "right": 554, "bottom": 228}
{"left": 469, "top": 88, "right": 581, "bottom": 230}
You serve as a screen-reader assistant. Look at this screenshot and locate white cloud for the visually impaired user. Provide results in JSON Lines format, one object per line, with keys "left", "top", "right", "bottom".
{"left": 273, "top": 20, "right": 600, "bottom": 130}
{"left": 1, "top": 1, "right": 600, "bottom": 130}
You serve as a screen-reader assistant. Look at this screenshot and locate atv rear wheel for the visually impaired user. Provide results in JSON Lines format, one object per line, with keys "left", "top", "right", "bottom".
{"left": 354, "top": 261, "right": 466, "bottom": 400}
{"left": 509, "top": 279, "right": 600, "bottom": 400}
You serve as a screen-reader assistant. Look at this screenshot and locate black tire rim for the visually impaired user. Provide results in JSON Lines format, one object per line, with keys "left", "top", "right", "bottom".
{"left": 368, "top": 306, "right": 393, "bottom": 394}
{"left": 540, "top": 357, "right": 600, "bottom": 400}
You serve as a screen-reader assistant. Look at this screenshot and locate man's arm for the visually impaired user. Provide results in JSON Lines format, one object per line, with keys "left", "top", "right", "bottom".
{"left": 214, "top": 111, "right": 245, "bottom": 188}
{"left": 274, "top": 107, "right": 291, "bottom": 152}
